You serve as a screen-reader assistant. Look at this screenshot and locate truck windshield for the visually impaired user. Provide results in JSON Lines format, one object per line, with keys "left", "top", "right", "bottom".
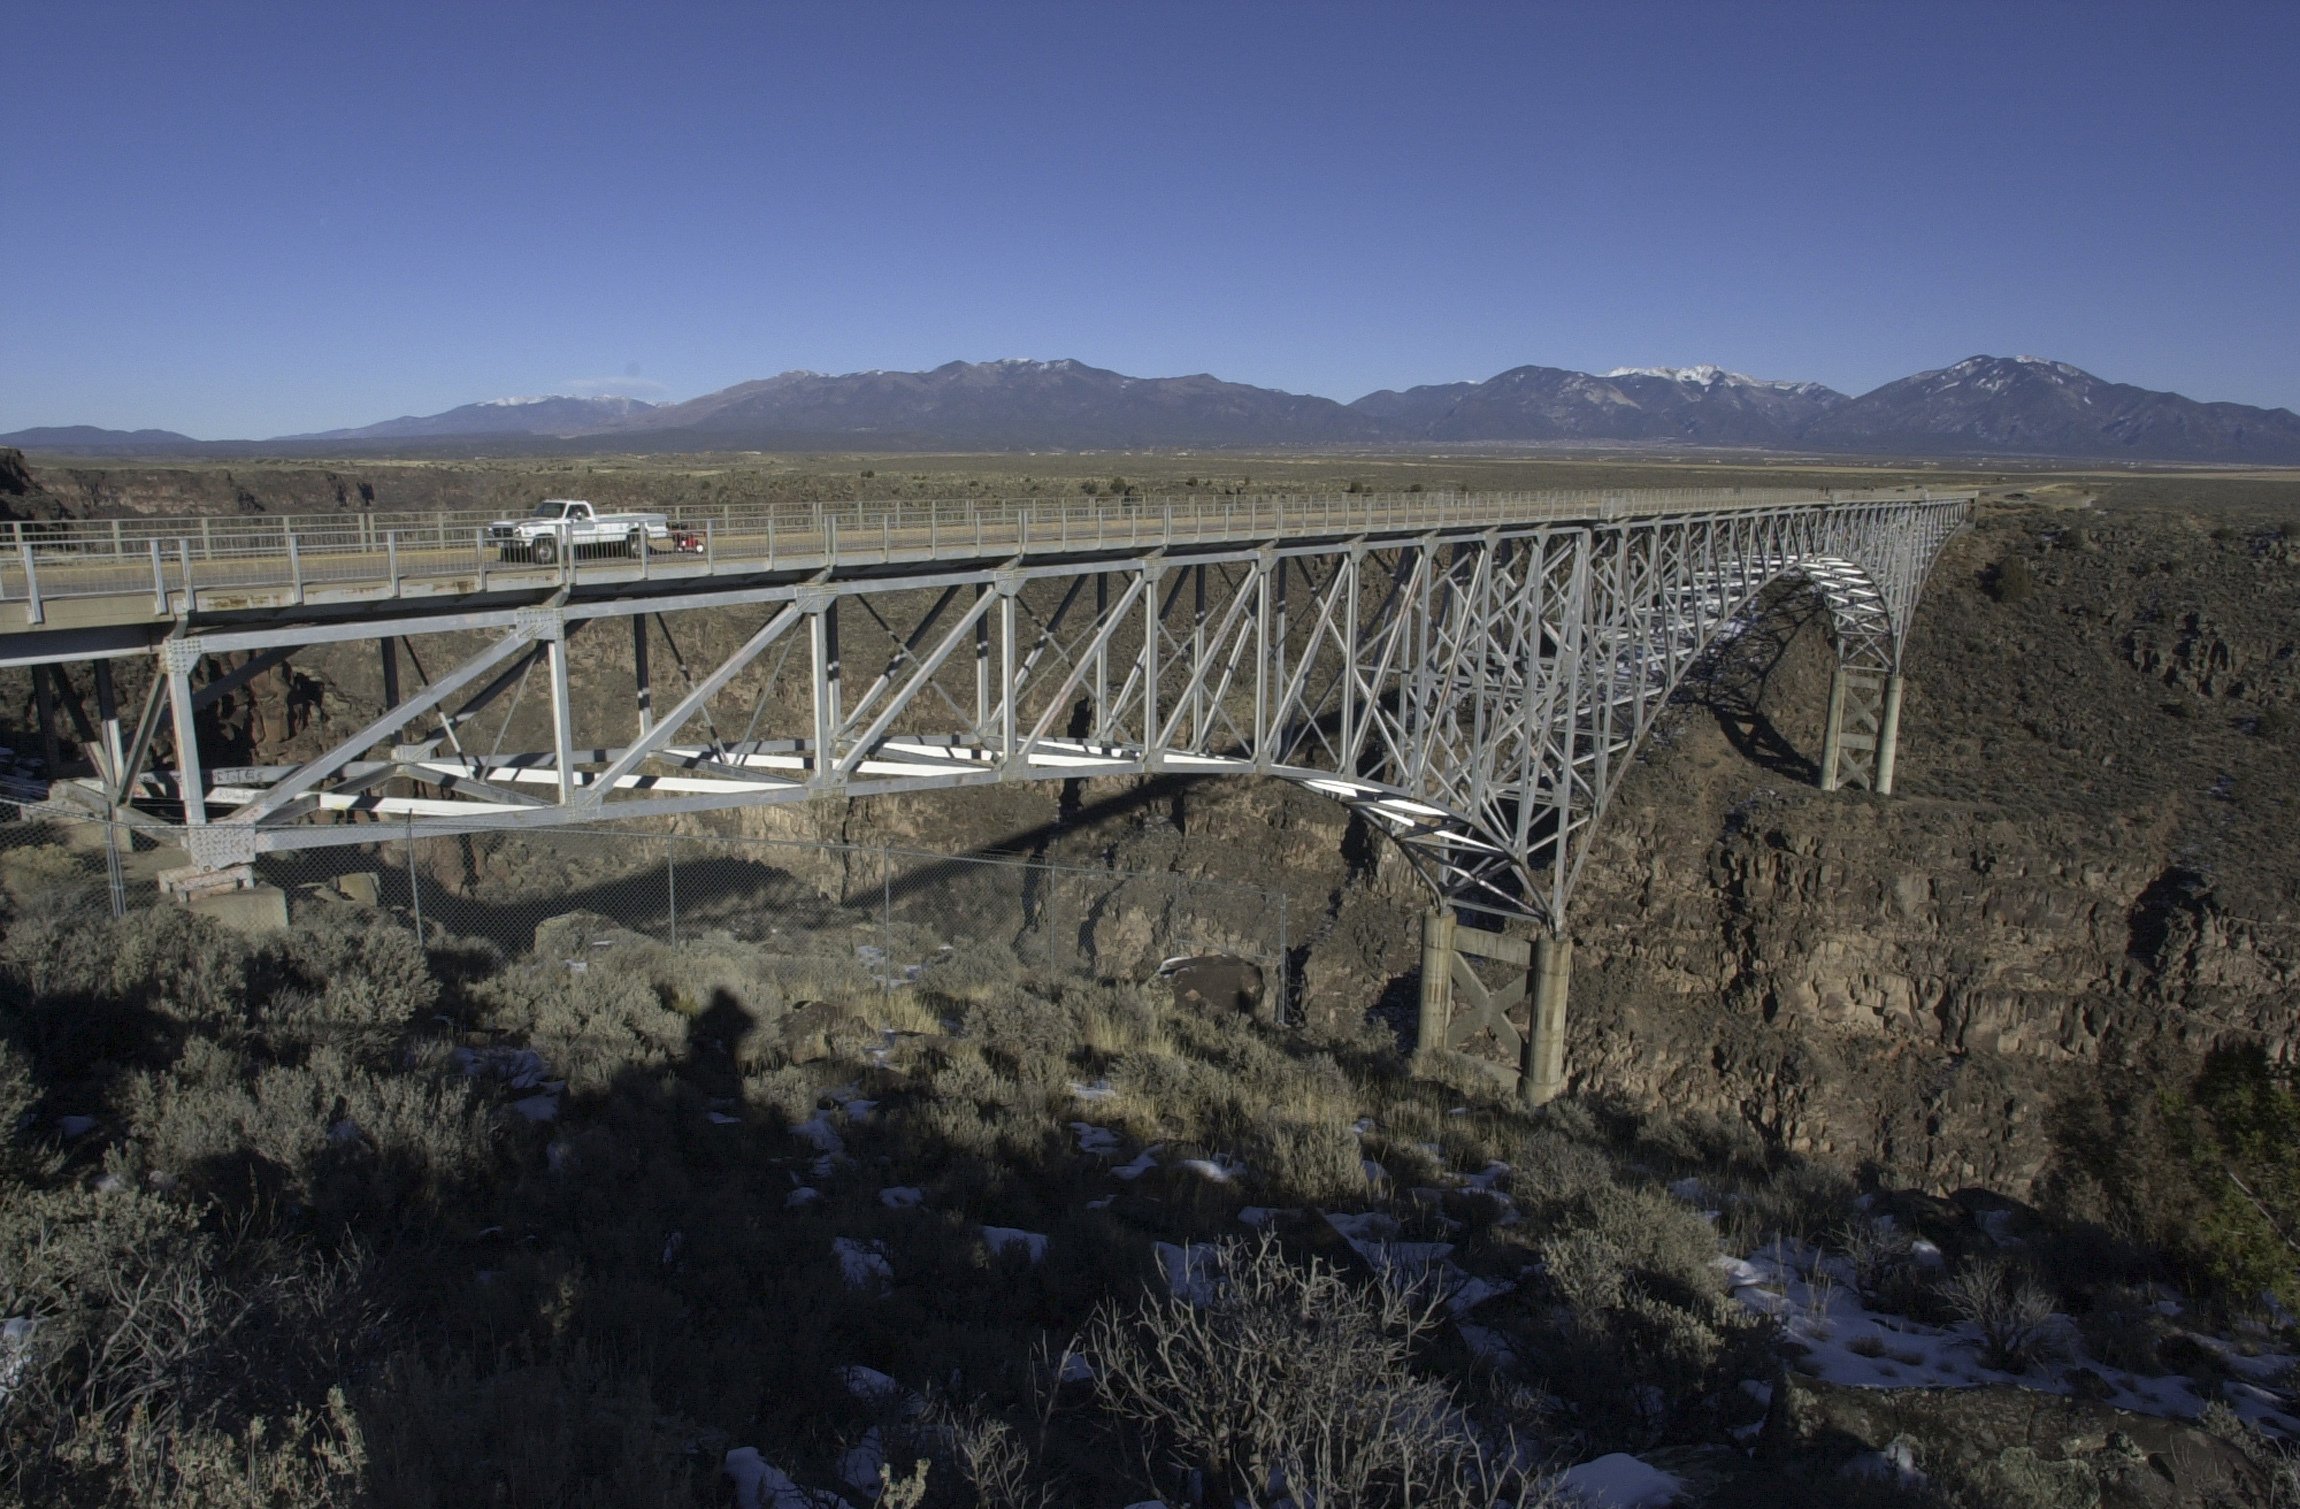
{"left": 532, "top": 503, "right": 566, "bottom": 517}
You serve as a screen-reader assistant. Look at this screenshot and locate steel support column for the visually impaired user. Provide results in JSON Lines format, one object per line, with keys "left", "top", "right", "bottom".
{"left": 1415, "top": 909, "right": 1455, "bottom": 1057}
{"left": 633, "top": 614, "right": 654, "bottom": 735}
{"left": 1820, "top": 663, "right": 1849, "bottom": 792}
{"left": 1521, "top": 932, "right": 1571, "bottom": 1107}
{"left": 810, "top": 597, "right": 840, "bottom": 786}
{"left": 1876, "top": 671, "right": 1905, "bottom": 795}
{"left": 546, "top": 629, "right": 576, "bottom": 804}
{"left": 164, "top": 650, "right": 205, "bottom": 827}
{"left": 94, "top": 660, "right": 124, "bottom": 789}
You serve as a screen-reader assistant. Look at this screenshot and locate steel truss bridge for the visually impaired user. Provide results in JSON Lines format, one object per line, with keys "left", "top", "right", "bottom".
{"left": 1, "top": 486, "right": 1968, "bottom": 1099}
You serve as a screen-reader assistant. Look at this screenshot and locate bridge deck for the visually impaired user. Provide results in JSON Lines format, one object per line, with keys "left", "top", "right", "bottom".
{"left": 0, "top": 485, "right": 1949, "bottom": 643}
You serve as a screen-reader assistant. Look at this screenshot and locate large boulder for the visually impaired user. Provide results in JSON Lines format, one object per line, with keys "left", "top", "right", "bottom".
{"left": 774, "top": 999, "right": 872, "bottom": 1065}
{"left": 1764, "top": 1372, "right": 2278, "bottom": 1508}
{"left": 1157, "top": 954, "right": 1265, "bottom": 1015}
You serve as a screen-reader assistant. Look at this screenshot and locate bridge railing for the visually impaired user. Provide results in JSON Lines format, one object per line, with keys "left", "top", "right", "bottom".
{"left": 0, "top": 485, "right": 1956, "bottom": 615}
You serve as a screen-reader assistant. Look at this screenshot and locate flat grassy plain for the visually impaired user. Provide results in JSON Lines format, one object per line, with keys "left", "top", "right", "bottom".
{"left": 19, "top": 441, "right": 2295, "bottom": 532}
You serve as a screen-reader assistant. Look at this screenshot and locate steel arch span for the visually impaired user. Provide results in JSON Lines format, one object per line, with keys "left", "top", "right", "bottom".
{"left": 7, "top": 485, "right": 1967, "bottom": 1092}
{"left": 11, "top": 487, "right": 1968, "bottom": 921}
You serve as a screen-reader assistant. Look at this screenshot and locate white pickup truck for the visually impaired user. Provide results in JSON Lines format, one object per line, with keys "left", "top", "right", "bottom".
{"left": 488, "top": 499, "right": 677, "bottom": 563}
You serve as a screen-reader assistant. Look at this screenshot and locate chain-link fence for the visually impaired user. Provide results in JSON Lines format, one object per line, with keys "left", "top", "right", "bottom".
{"left": 0, "top": 809, "right": 1294, "bottom": 1017}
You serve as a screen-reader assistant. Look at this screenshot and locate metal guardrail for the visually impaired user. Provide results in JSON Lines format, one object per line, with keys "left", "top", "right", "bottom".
{"left": 0, "top": 486, "right": 1956, "bottom": 619}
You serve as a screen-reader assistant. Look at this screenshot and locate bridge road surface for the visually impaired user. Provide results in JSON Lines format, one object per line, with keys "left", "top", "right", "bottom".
{"left": 0, "top": 487, "right": 1951, "bottom": 645}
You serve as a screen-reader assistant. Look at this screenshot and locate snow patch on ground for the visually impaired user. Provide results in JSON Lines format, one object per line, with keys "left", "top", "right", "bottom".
{"left": 1156, "top": 1241, "right": 1222, "bottom": 1305}
{"left": 1177, "top": 1155, "right": 1245, "bottom": 1183}
{"left": 1112, "top": 1146, "right": 1162, "bottom": 1181}
{"left": 454, "top": 1046, "right": 548, "bottom": 1089}
{"left": 1457, "top": 1321, "right": 1516, "bottom": 1369}
{"left": 0, "top": 1318, "right": 33, "bottom": 1411}
{"left": 837, "top": 1427, "right": 886, "bottom": 1495}
{"left": 833, "top": 1237, "right": 893, "bottom": 1291}
{"left": 1321, "top": 1211, "right": 1513, "bottom": 1318}
{"left": 1726, "top": 1240, "right": 2300, "bottom": 1436}
{"left": 723, "top": 1447, "right": 853, "bottom": 1509}
{"left": 1556, "top": 1451, "right": 1682, "bottom": 1507}
{"left": 791, "top": 1109, "right": 845, "bottom": 1155}
{"left": 981, "top": 1226, "right": 1049, "bottom": 1263}
{"left": 1071, "top": 1121, "right": 1122, "bottom": 1156}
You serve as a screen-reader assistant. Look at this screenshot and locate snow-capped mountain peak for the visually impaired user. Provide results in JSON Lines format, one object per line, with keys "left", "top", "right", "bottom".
{"left": 1603, "top": 365, "right": 1835, "bottom": 396}
{"left": 1607, "top": 364, "right": 1746, "bottom": 386}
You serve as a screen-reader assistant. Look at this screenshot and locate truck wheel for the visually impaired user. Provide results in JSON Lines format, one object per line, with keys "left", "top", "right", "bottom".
{"left": 532, "top": 537, "right": 558, "bottom": 565}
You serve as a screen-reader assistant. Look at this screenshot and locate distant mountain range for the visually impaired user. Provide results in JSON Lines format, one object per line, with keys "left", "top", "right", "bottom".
{"left": 10, "top": 355, "right": 2300, "bottom": 463}
{"left": 286, "top": 393, "right": 660, "bottom": 442}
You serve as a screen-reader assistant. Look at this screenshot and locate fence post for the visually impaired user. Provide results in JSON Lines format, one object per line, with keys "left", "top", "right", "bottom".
{"left": 1270, "top": 892, "right": 1288, "bottom": 1027}
{"left": 406, "top": 813, "right": 424, "bottom": 948}
{"left": 666, "top": 834, "right": 679, "bottom": 947}
{"left": 880, "top": 846, "right": 894, "bottom": 996}
{"left": 104, "top": 818, "right": 127, "bottom": 920}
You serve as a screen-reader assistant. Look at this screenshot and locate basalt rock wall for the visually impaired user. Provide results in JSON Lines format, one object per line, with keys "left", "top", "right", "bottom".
{"left": 1561, "top": 495, "right": 2300, "bottom": 1193}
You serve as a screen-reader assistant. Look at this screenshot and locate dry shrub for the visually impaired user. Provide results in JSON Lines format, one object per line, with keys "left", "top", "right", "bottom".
{"left": 357, "top": 1347, "right": 695, "bottom": 1509}
{"left": 118, "top": 1040, "right": 496, "bottom": 1223}
{"left": 1490, "top": 1124, "right": 1620, "bottom": 1224}
{"left": 62, "top": 1388, "right": 367, "bottom": 1509}
{"left": 1635, "top": 1107, "right": 1769, "bottom": 1181}
{"left": 471, "top": 956, "right": 694, "bottom": 1091}
{"left": 1536, "top": 1185, "right": 1766, "bottom": 1434}
{"left": 2074, "top": 1283, "right": 2178, "bottom": 1373}
{"left": 1254, "top": 1109, "right": 1364, "bottom": 1205}
{"left": 1723, "top": 1160, "right": 1861, "bottom": 1252}
{"left": 1077, "top": 983, "right": 1169, "bottom": 1059}
{"left": 1076, "top": 1231, "right": 1549, "bottom": 1508}
{"left": 1940, "top": 1257, "right": 2064, "bottom": 1373}
{"left": 1832, "top": 1218, "right": 1925, "bottom": 1316}
{"left": 257, "top": 910, "right": 438, "bottom": 1040}
{"left": 0, "top": 1039, "right": 51, "bottom": 1184}
{"left": 2, "top": 907, "right": 251, "bottom": 1058}
{"left": 0, "top": 1185, "right": 374, "bottom": 1505}
{"left": 961, "top": 991, "right": 1080, "bottom": 1085}
{"left": 1948, "top": 1445, "right": 2097, "bottom": 1509}
{"left": 891, "top": 1391, "right": 1047, "bottom": 1509}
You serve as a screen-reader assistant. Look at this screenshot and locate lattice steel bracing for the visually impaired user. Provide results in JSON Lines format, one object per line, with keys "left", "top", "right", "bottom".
{"left": 9, "top": 488, "right": 1968, "bottom": 930}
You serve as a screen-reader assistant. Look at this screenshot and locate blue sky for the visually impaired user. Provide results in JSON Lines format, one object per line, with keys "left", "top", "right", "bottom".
{"left": 6, "top": 2, "right": 2296, "bottom": 436}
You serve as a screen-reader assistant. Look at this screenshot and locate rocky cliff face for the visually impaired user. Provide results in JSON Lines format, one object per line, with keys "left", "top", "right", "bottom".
{"left": 1560, "top": 488, "right": 2300, "bottom": 1194}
